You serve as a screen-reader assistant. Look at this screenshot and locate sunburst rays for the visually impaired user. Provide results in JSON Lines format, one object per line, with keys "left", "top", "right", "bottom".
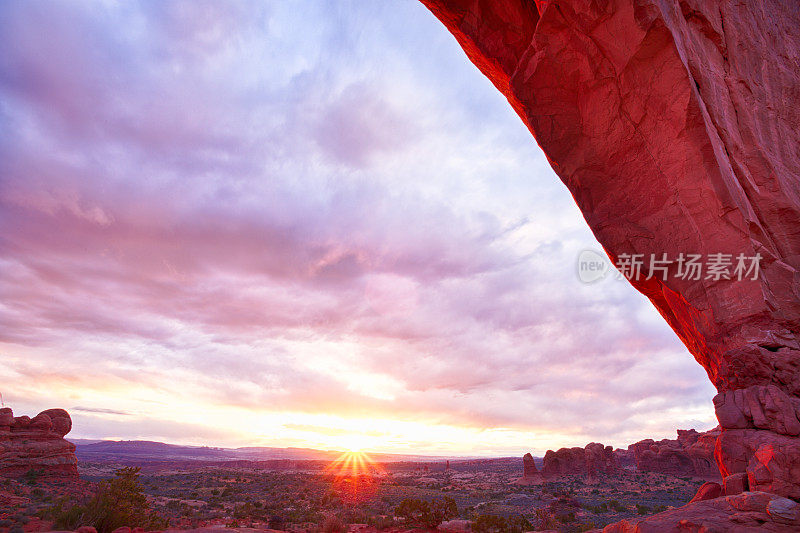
{"left": 325, "top": 450, "right": 384, "bottom": 503}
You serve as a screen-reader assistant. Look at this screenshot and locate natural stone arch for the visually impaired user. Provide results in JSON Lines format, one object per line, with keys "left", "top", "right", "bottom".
{"left": 419, "top": 0, "right": 800, "bottom": 498}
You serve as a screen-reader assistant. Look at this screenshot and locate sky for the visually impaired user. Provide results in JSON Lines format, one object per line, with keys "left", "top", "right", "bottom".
{"left": 0, "top": 0, "right": 718, "bottom": 456}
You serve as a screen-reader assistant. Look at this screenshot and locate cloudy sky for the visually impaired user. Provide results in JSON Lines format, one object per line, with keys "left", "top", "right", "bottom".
{"left": 0, "top": 0, "right": 717, "bottom": 455}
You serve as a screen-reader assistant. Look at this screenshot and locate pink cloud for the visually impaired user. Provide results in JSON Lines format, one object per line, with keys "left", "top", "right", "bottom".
{"left": 0, "top": 0, "right": 717, "bottom": 452}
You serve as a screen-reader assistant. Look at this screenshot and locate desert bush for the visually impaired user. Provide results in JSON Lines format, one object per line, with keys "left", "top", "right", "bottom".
{"left": 395, "top": 497, "right": 457, "bottom": 529}
{"left": 366, "top": 514, "right": 395, "bottom": 530}
{"left": 321, "top": 514, "right": 347, "bottom": 533}
{"left": 473, "top": 514, "right": 532, "bottom": 533}
{"left": 42, "top": 497, "right": 86, "bottom": 530}
{"left": 532, "top": 508, "right": 558, "bottom": 531}
{"left": 607, "top": 499, "right": 626, "bottom": 512}
{"left": 82, "top": 467, "right": 156, "bottom": 533}
{"left": 473, "top": 514, "right": 506, "bottom": 533}
{"left": 585, "top": 502, "right": 608, "bottom": 513}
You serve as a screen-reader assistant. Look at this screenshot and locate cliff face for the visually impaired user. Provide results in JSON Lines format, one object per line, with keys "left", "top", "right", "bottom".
{"left": 0, "top": 407, "right": 78, "bottom": 477}
{"left": 420, "top": 0, "right": 800, "bottom": 499}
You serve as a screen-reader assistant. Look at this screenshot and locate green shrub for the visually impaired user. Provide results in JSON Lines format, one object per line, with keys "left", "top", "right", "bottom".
{"left": 49, "top": 467, "right": 167, "bottom": 533}
{"left": 586, "top": 502, "right": 608, "bottom": 513}
{"left": 608, "top": 500, "right": 626, "bottom": 512}
{"left": 41, "top": 497, "right": 86, "bottom": 530}
{"left": 395, "top": 497, "right": 457, "bottom": 529}
{"left": 533, "top": 509, "right": 558, "bottom": 530}
{"left": 321, "top": 514, "right": 346, "bottom": 533}
{"left": 473, "top": 514, "right": 506, "bottom": 533}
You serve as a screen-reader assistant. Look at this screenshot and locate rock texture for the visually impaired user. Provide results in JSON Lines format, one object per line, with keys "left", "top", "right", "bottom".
{"left": 0, "top": 407, "right": 78, "bottom": 477}
{"left": 514, "top": 451, "right": 543, "bottom": 484}
{"left": 522, "top": 452, "right": 539, "bottom": 479}
{"left": 628, "top": 428, "right": 720, "bottom": 479}
{"left": 420, "top": 0, "right": 800, "bottom": 500}
{"left": 613, "top": 447, "right": 635, "bottom": 469}
{"left": 542, "top": 442, "right": 617, "bottom": 478}
{"left": 603, "top": 492, "right": 800, "bottom": 532}
{"left": 689, "top": 481, "right": 722, "bottom": 503}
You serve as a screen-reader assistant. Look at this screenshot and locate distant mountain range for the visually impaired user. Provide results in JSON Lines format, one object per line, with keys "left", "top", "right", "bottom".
{"left": 69, "top": 439, "right": 473, "bottom": 463}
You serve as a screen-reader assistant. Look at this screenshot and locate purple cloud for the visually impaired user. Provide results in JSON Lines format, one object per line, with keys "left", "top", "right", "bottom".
{"left": 0, "top": 0, "right": 717, "bottom": 454}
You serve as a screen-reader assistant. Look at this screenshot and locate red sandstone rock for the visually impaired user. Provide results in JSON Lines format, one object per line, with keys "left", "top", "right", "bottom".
{"left": 40, "top": 408, "right": 73, "bottom": 437}
{"left": 0, "top": 406, "right": 78, "bottom": 477}
{"left": 723, "top": 472, "right": 749, "bottom": 496}
{"left": 689, "top": 482, "right": 722, "bottom": 503}
{"left": 629, "top": 427, "right": 720, "bottom": 480}
{"left": 514, "top": 451, "right": 542, "bottom": 484}
{"left": 542, "top": 442, "right": 617, "bottom": 478}
{"left": 522, "top": 452, "right": 538, "bottom": 479}
{"left": 612, "top": 447, "right": 635, "bottom": 469}
{"left": 604, "top": 492, "right": 800, "bottom": 532}
{"left": 542, "top": 447, "right": 585, "bottom": 478}
{"left": 420, "top": 0, "right": 800, "bottom": 501}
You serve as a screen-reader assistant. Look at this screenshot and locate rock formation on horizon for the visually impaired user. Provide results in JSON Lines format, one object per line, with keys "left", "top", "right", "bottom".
{"left": 521, "top": 452, "right": 540, "bottom": 482}
{"left": 542, "top": 442, "right": 618, "bottom": 478}
{"left": 0, "top": 407, "right": 78, "bottom": 477}
{"left": 420, "top": 0, "right": 800, "bottom": 508}
{"left": 522, "top": 452, "right": 537, "bottom": 476}
{"left": 628, "top": 427, "right": 720, "bottom": 480}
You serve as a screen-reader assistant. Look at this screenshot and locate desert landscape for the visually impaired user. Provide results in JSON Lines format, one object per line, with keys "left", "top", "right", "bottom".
{"left": 1, "top": 407, "right": 732, "bottom": 532}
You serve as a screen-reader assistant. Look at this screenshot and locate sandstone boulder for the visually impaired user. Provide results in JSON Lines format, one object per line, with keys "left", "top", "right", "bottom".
{"left": 689, "top": 482, "right": 722, "bottom": 503}
{"left": 0, "top": 407, "right": 78, "bottom": 477}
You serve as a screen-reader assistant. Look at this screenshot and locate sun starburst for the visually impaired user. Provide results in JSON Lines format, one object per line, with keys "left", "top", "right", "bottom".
{"left": 325, "top": 449, "right": 384, "bottom": 503}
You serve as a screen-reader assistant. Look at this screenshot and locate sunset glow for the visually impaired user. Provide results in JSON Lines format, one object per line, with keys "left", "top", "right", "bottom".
{"left": 325, "top": 451, "right": 383, "bottom": 504}
{"left": 327, "top": 451, "right": 377, "bottom": 476}
{"left": 0, "top": 0, "right": 718, "bottom": 457}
